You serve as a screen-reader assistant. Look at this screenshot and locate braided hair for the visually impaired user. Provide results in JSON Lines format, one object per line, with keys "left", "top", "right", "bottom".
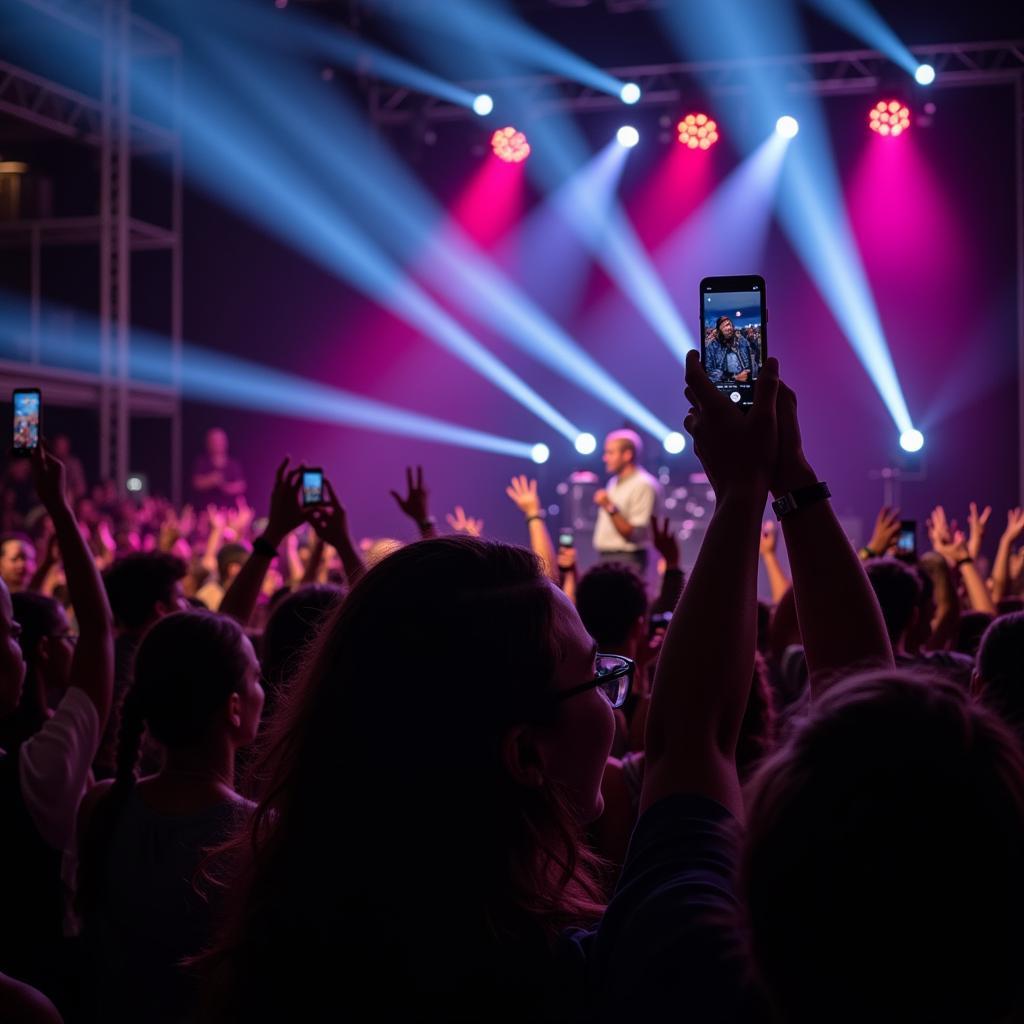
{"left": 77, "top": 611, "right": 253, "bottom": 914}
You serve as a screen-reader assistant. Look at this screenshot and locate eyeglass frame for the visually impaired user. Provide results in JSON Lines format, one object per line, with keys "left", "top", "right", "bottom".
{"left": 552, "top": 653, "right": 635, "bottom": 709}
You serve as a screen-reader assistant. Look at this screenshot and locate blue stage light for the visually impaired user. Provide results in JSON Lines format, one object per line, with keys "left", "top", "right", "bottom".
{"left": 616, "top": 125, "right": 640, "bottom": 148}
{"left": 473, "top": 93, "right": 494, "bottom": 116}
{"left": 620, "top": 82, "right": 641, "bottom": 105}
{"left": 899, "top": 428, "right": 924, "bottom": 453}
{"left": 531, "top": 443, "right": 551, "bottom": 464}
{"left": 914, "top": 64, "right": 935, "bottom": 85}
{"left": 776, "top": 115, "right": 800, "bottom": 138}
{"left": 663, "top": 431, "right": 686, "bottom": 454}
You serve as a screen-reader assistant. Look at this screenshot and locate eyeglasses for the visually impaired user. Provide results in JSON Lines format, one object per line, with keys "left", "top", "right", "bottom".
{"left": 553, "top": 653, "right": 634, "bottom": 710}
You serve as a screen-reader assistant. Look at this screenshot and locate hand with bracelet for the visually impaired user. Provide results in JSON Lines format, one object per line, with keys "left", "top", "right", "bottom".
{"left": 390, "top": 466, "right": 436, "bottom": 539}
{"left": 505, "top": 475, "right": 558, "bottom": 582}
{"left": 860, "top": 505, "right": 901, "bottom": 560}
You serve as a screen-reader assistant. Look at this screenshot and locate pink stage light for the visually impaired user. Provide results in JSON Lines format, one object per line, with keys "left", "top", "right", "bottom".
{"left": 677, "top": 113, "right": 719, "bottom": 151}
{"left": 869, "top": 100, "right": 911, "bottom": 137}
{"left": 491, "top": 126, "right": 531, "bottom": 164}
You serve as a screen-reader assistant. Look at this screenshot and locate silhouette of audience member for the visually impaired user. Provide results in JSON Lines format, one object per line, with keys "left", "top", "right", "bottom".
{"left": 77, "top": 611, "right": 262, "bottom": 1024}
{"left": 0, "top": 446, "right": 113, "bottom": 1006}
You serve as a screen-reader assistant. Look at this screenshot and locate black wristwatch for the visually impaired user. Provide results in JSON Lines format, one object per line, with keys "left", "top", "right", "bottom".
{"left": 772, "top": 482, "right": 831, "bottom": 521}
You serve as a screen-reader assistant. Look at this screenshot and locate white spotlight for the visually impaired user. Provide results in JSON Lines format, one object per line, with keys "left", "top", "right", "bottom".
{"left": 575, "top": 432, "right": 597, "bottom": 455}
{"left": 620, "top": 82, "right": 641, "bottom": 105}
{"left": 616, "top": 125, "right": 640, "bottom": 148}
{"left": 914, "top": 64, "right": 935, "bottom": 86}
{"left": 899, "top": 428, "right": 924, "bottom": 453}
{"left": 663, "top": 431, "right": 686, "bottom": 454}
{"left": 531, "top": 443, "right": 551, "bottom": 465}
{"left": 473, "top": 93, "right": 494, "bottom": 116}
{"left": 775, "top": 115, "right": 799, "bottom": 139}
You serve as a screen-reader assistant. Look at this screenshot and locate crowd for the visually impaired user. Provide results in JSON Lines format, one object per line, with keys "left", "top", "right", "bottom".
{"left": 1, "top": 351, "right": 1023, "bottom": 1022}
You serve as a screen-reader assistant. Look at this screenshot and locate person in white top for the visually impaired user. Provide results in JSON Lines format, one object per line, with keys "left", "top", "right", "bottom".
{"left": 592, "top": 430, "right": 661, "bottom": 573}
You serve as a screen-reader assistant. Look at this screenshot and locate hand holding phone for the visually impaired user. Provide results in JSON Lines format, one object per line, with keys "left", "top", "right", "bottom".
{"left": 896, "top": 519, "right": 917, "bottom": 561}
{"left": 699, "top": 276, "right": 767, "bottom": 410}
{"left": 301, "top": 468, "right": 325, "bottom": 507}
{"left": 12, "top": 388, "right": 41, "bottom": 456}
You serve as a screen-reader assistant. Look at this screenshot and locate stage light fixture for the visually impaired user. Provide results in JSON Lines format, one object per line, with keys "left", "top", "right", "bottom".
{"left": 676, "top": 112, "right": 719, "bottom": 150}
{"left": 775, "top": 115, "right": 799, "bottom": 139}
{"left": 914, "top": 64, "right": 935, "bottom": 85}
{"left": 869, "top": 100, "right": 910, "bottom": 137}
{"left": 473, "top": 93, "right": 494, "bottom": 116}
{"left": 899, "top": 428, "right": 924, "bottom": 453}
{"left": 491, "top": 126, "right": 530, "bottom": 163}
{"left": 531, "top": 443, "right": 551, "bottom": 464}
{"left": 620, "top": 82, "right": 641, "bottom": 105}
{"left": 663, "top": 431, "right": 686, "bottom": 454}
{"left": 616, "top": 125, "right": 640, "bottom": 148}
{"left": 575, "top": 432, "right": 597, "bottom": 455}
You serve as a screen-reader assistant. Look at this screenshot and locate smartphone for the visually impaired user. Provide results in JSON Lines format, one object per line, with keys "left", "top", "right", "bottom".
{"left": 896, "top": 519, "right": 917, "bottom": 561}
{"left": 558, "top": 529, "right": 575, "bottom": 549}
{"left": 12, "top": 388, "right": 41, "bottom": 456}
{"left": 699, "top": 275, "right": 767, "bottom": 409}
{"left": 301, "top": 468, "right": 324, "bottom": 507}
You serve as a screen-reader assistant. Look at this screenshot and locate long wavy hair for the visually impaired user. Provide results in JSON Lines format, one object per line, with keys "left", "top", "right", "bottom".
{"left": 197, "top": 537, "right": 607, "bottom": 1020}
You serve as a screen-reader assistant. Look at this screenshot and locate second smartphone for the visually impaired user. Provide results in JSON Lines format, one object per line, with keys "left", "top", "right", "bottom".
{"left": 699, "top": 275, "right": 767, "bottom": 409}
{"left": 301, "top": 468, "right": 325, "bottom": 507}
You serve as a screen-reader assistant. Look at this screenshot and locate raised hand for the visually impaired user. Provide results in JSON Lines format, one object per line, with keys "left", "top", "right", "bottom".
{"left": 650, "top": 515, "right": 680, "bottom": 569}
{"left": 227, "top": 497, "right": 256, "bottom": 539}
{"left": 446, "top": 506, "right": 484, "bottom": 538}
{"left": 684, "top": 350, "right": 780, "bottom": 500}
{"left": 759, "top": 520, "right": 777, "bottom": 557}
{"left": 264, "top": 457, "right": 307, "bottom": 546}
{"left": 866, "top": 505, "right": 901, "bottom": 556}
{"left": 389, "top": 466, "right": 431, "bottom": 525}
{"left": 505, "top": 475, "right": 542, "bottom": 518}
{"left": 1002, "top": 507, "right": 1024, "bottom": 546}
{"left": 30, "top": 442, "right": 68, "bottom": 513}
{"left": 967, "top": 502, "right": 992, "bottom": 561}
{"left": 927, "top": 505, "right": 970, "bottom": 566}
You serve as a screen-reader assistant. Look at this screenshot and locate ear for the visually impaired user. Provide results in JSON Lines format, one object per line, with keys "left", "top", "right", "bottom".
{"left": 34, "top": 636, "right": 49, "bottom": 665}
{"left": 970, "top": 669, "right": 984, "bottom": 699}
{"left": 500, "top": 725, "right": 545, "bottom": 789}
{"left": 227, "top": 691, "right": 243, "bottom": 731}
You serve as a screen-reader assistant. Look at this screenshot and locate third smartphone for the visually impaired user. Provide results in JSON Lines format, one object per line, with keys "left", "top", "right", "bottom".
{"left": 896, "top": 520, "right": 917, "bottom": 561}
{"left": 301, "top": 468, "right": 325, "bottom": 507}
{"left": 699, "top": 275, "right": 767, "bottom": 409}
{"left": 558, "top": 528, "right": 575, "bottom": 549}
{"left": 12, "top": 388, "right": 41, "bottom": 456}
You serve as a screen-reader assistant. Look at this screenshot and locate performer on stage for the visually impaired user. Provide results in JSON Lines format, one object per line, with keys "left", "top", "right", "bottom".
{"left": 592, "top": 429, "right": 660, "bottom": 573}
{"left": 192, "top": 428, "right": 247, "bottom": 508}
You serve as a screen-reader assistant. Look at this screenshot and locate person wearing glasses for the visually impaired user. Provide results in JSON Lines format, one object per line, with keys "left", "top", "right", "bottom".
{"left": 195, "top": 535, "right": 634, "bottom": 1020}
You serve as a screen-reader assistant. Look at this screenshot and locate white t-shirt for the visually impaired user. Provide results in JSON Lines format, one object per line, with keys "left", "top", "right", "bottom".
{"left": 593, "top": 468, "right": 661, "bottom": 553}
{"left": 18, "top": 687, "right": 101, "bottom": 851}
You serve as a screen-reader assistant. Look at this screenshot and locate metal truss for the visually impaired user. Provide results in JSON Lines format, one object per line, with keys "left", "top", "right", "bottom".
{"left": 367, "top": 39, "right": 1024, "bottom": 124}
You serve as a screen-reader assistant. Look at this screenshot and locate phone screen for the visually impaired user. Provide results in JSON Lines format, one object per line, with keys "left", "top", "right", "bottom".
{"left": 897, "top": 520, "right": 917, "bottom": 560}
{"left": 700, "top": 276, "right": 767, "bottom": 408}
{"left": 302, "top": 469, "right": 324, "bottom": 507}
{"left": 13, "top": 389, "right": 40, "bottom": 453}
{"left": 558, "top": 530, "right": 574, "bottom": 548}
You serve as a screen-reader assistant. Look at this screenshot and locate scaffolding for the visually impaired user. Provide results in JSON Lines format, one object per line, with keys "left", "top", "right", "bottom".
{"left": 0, "top": 0, "right": 183, "bottom": 502}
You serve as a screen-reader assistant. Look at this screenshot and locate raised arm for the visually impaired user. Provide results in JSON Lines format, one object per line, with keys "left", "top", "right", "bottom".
{"left": 307, "top": 478, "right": 365, "bottom": 586}
{"left": 927, "top": 506, "right": 996, "bottom": 616}
{"left": 772, "top": 384, "right": 893, "bottom": 693}
{"left": 650, "top": 515, "right": 685, "bottom": 615}
{"left": 390, "top": 466, "right": 437, "bottom": 540}
{"left": 990, "top": 508, "right": 1024, "bottom": 604}
{"left": 220, "top": 458, "right": 305, "bottom": 627}
{"left": 858, "top": 505, "right": 901, "bottom": 561}
{"left": 505, "top": 475, "right": 557, "bottom": 582}
{"left": 31, "top": 445, "right": 114, "bottom": 728}
{"left": 758, "top": 520, "right": 790, "bottom": 603}
{"left": 640, "top": 353, "right": 779, "bottom": 818}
